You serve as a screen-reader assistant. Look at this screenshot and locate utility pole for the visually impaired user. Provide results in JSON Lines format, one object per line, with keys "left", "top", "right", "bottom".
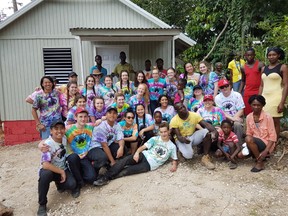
{"left": 12, "top": 0, "right": 18, "bottom": 12}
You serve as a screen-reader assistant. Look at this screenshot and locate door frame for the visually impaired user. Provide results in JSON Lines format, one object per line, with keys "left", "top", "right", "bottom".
{"left": 93, "top": 44, "right": 130, "bottom": 63}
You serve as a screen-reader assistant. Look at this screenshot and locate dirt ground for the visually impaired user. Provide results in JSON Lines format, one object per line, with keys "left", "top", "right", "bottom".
{"left": 1, "top": 139, "right": 288, "bottom": 216}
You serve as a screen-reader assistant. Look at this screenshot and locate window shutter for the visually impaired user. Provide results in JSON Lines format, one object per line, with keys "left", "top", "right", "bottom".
{"left": 43, "top": 48, "right": 73, "bottom": 85}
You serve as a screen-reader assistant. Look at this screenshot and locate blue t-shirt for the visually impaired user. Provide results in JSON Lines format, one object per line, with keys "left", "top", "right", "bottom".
{"left": 148, "top": 78, "right": 166, "bottom": 101}
{"left": 90, "top": 66, "right": 108, "bottom": 83}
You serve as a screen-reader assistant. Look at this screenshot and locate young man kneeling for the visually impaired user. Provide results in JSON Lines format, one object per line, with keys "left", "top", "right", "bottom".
{"left": 93, "top": 122, "right": 177, "bottom": 186}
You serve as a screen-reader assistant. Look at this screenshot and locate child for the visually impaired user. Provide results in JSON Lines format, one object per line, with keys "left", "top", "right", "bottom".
{"left": 153, "top": 111, "right": 164, "bottom": 136}
{"left": 174, "top": 78, "right": 187, "bottom": 104}
{"left": 89, "top": 97, "right": 107, "bottom": 125}
{"left": 215, "top": 120, "right": 241, "bottom": 169}
{"left": 37, "top": 120, "right": 78, "bottom": 216}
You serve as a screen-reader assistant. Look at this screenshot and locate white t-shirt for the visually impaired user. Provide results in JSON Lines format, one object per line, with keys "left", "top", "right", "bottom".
{"left": 215, "top": 90, "right": 245, "bottom": 117}
{"left": 142, "top": 136, "right": 177, "bottom": 170}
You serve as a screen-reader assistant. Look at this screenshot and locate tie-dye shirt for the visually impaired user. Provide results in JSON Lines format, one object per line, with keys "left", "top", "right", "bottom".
{"left": 90, "top": 121, "right": 124, "bottom": 149}
{"left": 180, "top": 73, "right": 200, "bottom": 101}
{"left": 80, "top": 88, "right": 97, "bottom": 108}
{"left": 111, "top": 102, "right": 130, "bottom": 122}
{"left": 148, "top": 78, "right": 166, "bottom": 101}
{"left": 65, "top": 124, "right": 94, "bottom": 159}
{"left": 199, "top": 72, "right": 219, "bottom": 95}
{"left": 129, "top": 95, "right": 146, "bottom": 112}
{"left": 165, "top": 78, "right": 178, "bottom": 99}
{"left": 154, "top": 105, "right": 176, "bottom": 123}
{"left": 135, "top": 114, "right": 154, "bottom": 131}
{"left": 119, "top": 120, "right": 138, "bottom": 138}
{"left": 40, "top": 136, "right": 67, "bottom": 170}
{"left": 98, "top": 86, "right": 116, "bottom": 107}
{"left": 187, "top": 97, "right": 204, "bottom": 112}
{"left": 59, "top": 93, "right": 77, "bottom": 118}
{"left": 88, "top": 106, "right": 106, "bottom": 120}
{"left": 32, "top": 89, "right": 61, "bottom": 127}
{"left": 197, "top": 106, "right": 226, "bottom": 126}
{"left": 115, "top": 81, "right": 134, "bottom": 103}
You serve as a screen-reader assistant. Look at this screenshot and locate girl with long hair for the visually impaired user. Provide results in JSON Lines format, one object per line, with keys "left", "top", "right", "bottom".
{"left": 115, "top": 70, "right": 134, "bottom": 103}
{"left": 89, "top": 96, "right": 107, "bottom": 125}
{"left": 80, "top": 75, "right": 97, "bottom": 108}
{"left": 65, "top": 95, "right": 87, "bottom": 125}
{"left": 199, "top": 61, "right": 219, "bottom": 98}
{"left": 111, "top": 93, "right": 130, "bottom": 122}
{"left": 60, "top": 81, "right": 79, "bottom": 121}
{"left": 98, "top": 75, "right": 116, "bottom": 107}
{"left": 129, "top": 83, "right": 150, "bottom": 113}
{"left": 133, "top": 71, "right": 148, "bottom": 95}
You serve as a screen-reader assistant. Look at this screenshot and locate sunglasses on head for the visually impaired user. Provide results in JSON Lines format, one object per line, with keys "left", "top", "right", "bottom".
{"left": 126, "top": 116, "right": 134, "bottom": 119}
{"left": 220, "top": 85, "right": 229, "bottom": 89}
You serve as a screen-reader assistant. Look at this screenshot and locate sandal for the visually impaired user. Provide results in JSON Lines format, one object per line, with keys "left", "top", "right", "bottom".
{"left": 228, "top": 161, "right": 237, "bottom": 169}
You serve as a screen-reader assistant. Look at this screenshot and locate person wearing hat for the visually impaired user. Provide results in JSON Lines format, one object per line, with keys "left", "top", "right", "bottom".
{"left": 57, "top": 72, "right": 79, "bottom": 94}
{"left": 215, "top": 79, "right": 245, "bottom": 144}
{"left": 87, "top": 106, "right": 126, "bottom": 176}
{"left": 187, "top": 85, "right": 204, "bottom": 112}
{"left": 91, "top": 69, "right": 104, "bottom": 93}
{"left": 37, "top": 120, "right": 78, "bottom": 216}
{"left": 90, "top": 55, "right": 107, "bottom": 83}
{"left": 197, "top": 95, "right": 226, "bottom": 128}
{"left": 65, "top": 108, "right": 97, "bottom": 188}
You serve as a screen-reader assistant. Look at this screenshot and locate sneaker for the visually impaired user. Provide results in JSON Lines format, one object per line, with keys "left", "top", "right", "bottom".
{"left": 71, "top": 186, "right": 80, "bottom": 198}
{"left": 37, "top": 205, "right": 47, "bottom": 216}
{"left": 93, "top": 177, "right": 109, "bottom": 186}
{"left": 201, "top": 155, "right": 215, "bottom": 170}
{"left": 228, "top": 161, "right": 238, "bottom": 169}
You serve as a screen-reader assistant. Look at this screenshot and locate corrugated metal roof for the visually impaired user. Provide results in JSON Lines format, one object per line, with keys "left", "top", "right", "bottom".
{"left": 70, "top": 27, "right": 181, "bottom": 30}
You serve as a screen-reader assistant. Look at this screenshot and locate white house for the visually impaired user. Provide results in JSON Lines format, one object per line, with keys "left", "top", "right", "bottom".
{"left": 0, "top": 0, "right": 195, "bottom": 145}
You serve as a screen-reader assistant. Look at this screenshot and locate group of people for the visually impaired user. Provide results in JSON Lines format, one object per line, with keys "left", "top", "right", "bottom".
{"left": 26, "top": 48, "right": 288, "bottom": 216}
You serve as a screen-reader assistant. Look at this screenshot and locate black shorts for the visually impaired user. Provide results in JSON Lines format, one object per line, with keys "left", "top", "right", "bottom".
{"left": 253, "top": 137, "right": 266, "bottom": 152}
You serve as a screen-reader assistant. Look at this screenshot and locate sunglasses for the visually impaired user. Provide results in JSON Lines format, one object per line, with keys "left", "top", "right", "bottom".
{"left": 220, "top": 85, "right": 229, "bottom": 89}
{"left": 93, "top": 74, "right": 101, "bottom": 77}
{"left": 126, "top": 116, "right": 135, "bottom": 119}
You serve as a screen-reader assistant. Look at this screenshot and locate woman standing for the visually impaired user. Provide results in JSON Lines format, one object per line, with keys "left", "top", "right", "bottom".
{"left": 80, "top": 75, "right": 97, "bottom": 108}
{"left": 245, "top": 95, "right": 277, "bottom": 172}
{"left": 154, "top": 95, "right": 176, "bottom": 123}
{"left": 115, "top": 70, "right": 134, "bottom": 103}
{"left": 32, "top": 76, "right": 62, "bottom": 139}
{"left": 60, "top": 81, "right": 79, "bottom": 121}
{"left": 165, "top": 67, "right": 178, "bottom": 102}
{"left": 129, "top": 83, "right": 150, "bottom": 113}
{"left": 199, "top": 61, "right": 219, "bottom": 98}
{"left": 180, "top": 63, "right": 200, "bottom": 104}
{"left": 98, "top": 75, "right": 116, "bottom": 107}
{"left": 133, "top": 71, "right": 148, "bottom": 95}
{"left": 259, "top": 47, "right": 288, "bottom": 138}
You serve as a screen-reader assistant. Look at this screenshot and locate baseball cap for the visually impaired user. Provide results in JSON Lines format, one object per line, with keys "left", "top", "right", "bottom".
{"left": 218, "top": 79, "right": 230, "bottom": 87}
{"left": 74, "top": 107, "right": 89, "bottom": 116}
{"left": 106, "top": 106, "right": 118, "bottom": 114}
{"left": 50, "top": 120, "right": 65, "bottom": 129}
{"left": 193, "top": 85, "right": 202, "bottom": 91}
{"left": 68, "top": 72, "right": 78, "bottom": 77}
{"left": 203, "top": 95, "right": 214, "bottom": 101}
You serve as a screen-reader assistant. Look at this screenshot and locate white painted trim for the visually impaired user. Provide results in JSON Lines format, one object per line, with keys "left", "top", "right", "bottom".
{"left": 119, "top": 0, "right": 170, "bottom": 28}
{"left": 76, "top": 36, "right": 84, "bottom": 85}
{"left": 172, "top": 37, "right": 175, "bottom": 68}
{"left": 79, "top": 36, "right": 172, "bottom": 42}
{"left": 0, "top": 0, "right": 44, "bottom": 30}
{"left": 176, "top": 33, "right": 197, "bottom": 46}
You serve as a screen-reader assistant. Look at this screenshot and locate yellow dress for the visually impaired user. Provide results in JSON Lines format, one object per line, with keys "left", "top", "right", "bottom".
{"left": 261, "top": 64, "right": 283, "bottom": 117}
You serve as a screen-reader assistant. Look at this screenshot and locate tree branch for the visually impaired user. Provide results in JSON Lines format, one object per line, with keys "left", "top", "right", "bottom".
{"left": 203, "top": 16, "right": 231, "bottom": 61}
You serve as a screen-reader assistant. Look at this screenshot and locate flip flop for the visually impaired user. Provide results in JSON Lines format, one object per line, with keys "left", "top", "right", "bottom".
{"left": 250, "top": 167, "right": 263, "bottom": 172}
{"left": 228, "top": 161, "right": 237, "bottom": 169}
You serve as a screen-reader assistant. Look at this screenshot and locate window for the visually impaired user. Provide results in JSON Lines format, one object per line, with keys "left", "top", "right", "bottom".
{"left": 43, "top": 48, "right": 73, "bottom": 85}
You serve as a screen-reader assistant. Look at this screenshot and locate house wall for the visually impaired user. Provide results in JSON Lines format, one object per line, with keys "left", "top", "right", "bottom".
{"left": 0, "top": 0, "right": 173, "bottom": 145}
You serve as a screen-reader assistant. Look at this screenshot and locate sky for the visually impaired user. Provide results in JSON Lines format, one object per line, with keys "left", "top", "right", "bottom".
{"left": 0, "top": 0, "right": 31, "bottom": 18}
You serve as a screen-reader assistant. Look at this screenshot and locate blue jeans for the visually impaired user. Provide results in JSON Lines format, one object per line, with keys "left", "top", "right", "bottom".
{"left": 66, "top": 153, "right": 96, "bottom": 185}
{"left": 232, "top": 80, "right": 241, "bottom": 92}
{"left": 40, "top": 127, "right": 50, "bottom": 139}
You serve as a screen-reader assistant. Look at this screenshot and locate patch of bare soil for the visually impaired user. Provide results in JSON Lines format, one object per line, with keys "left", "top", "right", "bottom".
{"left": 1, "top": 140, "right": 288, "bottom": 216}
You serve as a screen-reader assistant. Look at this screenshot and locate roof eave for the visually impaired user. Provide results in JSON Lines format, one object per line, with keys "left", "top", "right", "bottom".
{"left": 0, "top": 0, "right": 44, "bottom": 31}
